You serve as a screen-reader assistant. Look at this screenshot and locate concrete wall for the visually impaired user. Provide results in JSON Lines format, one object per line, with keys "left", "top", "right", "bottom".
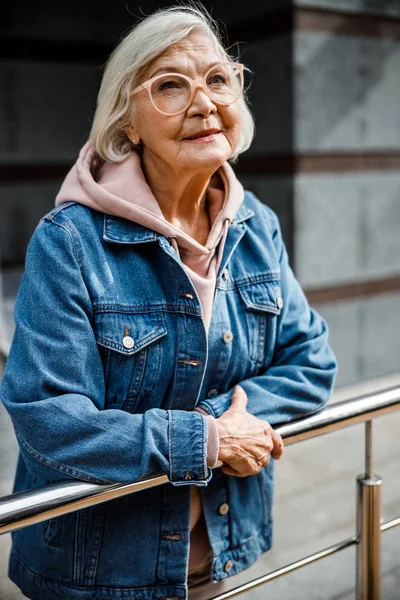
{"left": 291, "top": 11, "right": 400, "bottom": 386}
{"left": 295, "top": 31, "right": 400, "bottom": 151}
{"left": 317, "top": 291, "right": 400, "bottom": 385}
{"left": 1, "top": 0, "right": 399, "bottom": 388}
{"left": 295, "top": 0, "right": 400, "bottom": 18}
{"left": 294, "top": 172, "right": 400, "bottom": 287}
{"left": 0, "top": 0, "right": 293, "bottom": 263}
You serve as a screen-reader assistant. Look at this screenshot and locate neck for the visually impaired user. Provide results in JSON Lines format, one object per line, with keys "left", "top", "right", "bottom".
{"left": 141, "top": 151, "right": 220, "bottom": 231}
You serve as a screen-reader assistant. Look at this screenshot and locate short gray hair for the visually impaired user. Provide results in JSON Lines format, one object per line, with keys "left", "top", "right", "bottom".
{"left": 89, "top": 3, "right": 255, "bottom": 164}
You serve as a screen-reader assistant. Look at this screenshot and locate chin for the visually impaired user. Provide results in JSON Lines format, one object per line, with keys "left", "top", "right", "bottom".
{"left": 187, "top": 148, "right": 230, "bottom": 170}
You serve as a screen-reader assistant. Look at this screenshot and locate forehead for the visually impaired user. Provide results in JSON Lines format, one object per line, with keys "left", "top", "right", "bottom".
{"left": 144, "top": 31, "right": 225, "bottom": 78}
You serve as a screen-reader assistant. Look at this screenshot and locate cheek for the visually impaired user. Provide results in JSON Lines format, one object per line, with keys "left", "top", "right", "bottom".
{"left": 233, "top": 110, "right": 242, "bottom": 135}
{"left": 142, "top": 112, "right": 183, "bottom": 145}
{"left": 222, "top": 107, "right": 241, "bottom": 137}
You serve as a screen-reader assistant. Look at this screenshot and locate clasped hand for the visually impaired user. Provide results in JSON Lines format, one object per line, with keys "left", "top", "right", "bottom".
{"left": 215, "top": 385, "right": 284, "bottom": 477}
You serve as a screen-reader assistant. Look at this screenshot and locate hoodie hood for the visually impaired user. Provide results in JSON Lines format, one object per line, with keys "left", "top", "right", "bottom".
{"left": 55, "top": 141, "right": 245, "bottom": 332}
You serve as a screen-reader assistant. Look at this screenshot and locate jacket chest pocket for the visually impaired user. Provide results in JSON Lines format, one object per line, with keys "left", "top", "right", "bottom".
{"left": 236, "top": 277, "right": 282, "bottom": 368}
{"left": 94, "top": 310, "right": 168, "bottom": 412}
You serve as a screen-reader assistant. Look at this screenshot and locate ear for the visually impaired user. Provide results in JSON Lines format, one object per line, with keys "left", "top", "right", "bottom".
{"left": 126, "top": 126, "right": 140, "bottom": 145}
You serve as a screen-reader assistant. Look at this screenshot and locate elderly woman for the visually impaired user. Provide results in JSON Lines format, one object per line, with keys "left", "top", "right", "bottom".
{"left": 0, "top": 4, "right": 337, "bottom": 600}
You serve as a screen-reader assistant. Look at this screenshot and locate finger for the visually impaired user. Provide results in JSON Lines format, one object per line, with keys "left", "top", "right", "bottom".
{"left": 270, "top": 429, "right": 284, "bottom": 459}
{"left": 254, "top": 452, "right": 270, "bottom": 469}
{"left": 221, "top": 464, "right": 244, "bottom": 477}
{"left": 261, "top": 430, "right": 274, "bottom": 453}
{"left": 229, "top": 385, "right": 248, "bottom": 412}
{"left": 226, "top": 455, "right": 256, "bottom": 477}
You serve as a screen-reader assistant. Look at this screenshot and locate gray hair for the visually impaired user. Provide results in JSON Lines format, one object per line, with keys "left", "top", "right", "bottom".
{"left": 89, "top": 3, "right": 255, "bottom": 164}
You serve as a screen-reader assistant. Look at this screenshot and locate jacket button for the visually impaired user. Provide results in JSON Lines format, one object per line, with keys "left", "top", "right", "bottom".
{"left": 122, "top": 336, "right": 135, "bottom": 349}
{"left": 223, "top": 330, "right": 233, "bottom": 343}
{"left": 207, "top": 389, "right": 218, "bottom": 398}
{"left": 277, "top": 295, "right": 283, "bottom": 309}
{"left": 224, "top": 559, "right": 234, "bottom": 572}
{"left": 218, "top": 502, "right": 229, "bottom": 515}
{"left": 222, "top": 268, "right": 229, "bottom": 281}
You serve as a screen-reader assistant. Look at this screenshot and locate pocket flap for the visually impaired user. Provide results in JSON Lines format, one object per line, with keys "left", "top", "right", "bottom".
{"left": 237, "top": 280, "right": 282, "bottom": 315}
{"left": 94, "top": 311, "right": 167, "bottom": 355}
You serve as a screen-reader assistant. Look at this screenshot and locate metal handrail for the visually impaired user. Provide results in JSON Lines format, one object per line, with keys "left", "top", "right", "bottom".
{"left": 1, "top": 385, "right": 399, "bottom": 600}
{"left": 1, "top": 385, "right": 398, "bottom": 531}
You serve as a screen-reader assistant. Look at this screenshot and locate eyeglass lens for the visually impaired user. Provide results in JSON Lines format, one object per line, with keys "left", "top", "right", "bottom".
{"left": 150, "top": 63, "right": 242, "bottom": 114}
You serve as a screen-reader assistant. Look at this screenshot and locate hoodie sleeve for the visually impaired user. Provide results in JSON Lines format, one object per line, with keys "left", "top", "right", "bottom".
{"left": 194, "top": 410, "right": 220, "bottom": 468}
{"left": 0, "top": 217, "right": 212, "bottom": 487}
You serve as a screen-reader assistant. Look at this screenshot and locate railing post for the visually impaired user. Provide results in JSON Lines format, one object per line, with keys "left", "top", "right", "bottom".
{"left": 356, "top": 420, "right": 382, "bottom": 600}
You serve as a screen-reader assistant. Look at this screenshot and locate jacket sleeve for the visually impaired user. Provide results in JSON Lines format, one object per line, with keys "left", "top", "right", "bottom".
{"left": 195, "top": 206, "right": 338, "bottom": 425}
{"left": 0, "top": 216, "right": 211, "bottom": 487}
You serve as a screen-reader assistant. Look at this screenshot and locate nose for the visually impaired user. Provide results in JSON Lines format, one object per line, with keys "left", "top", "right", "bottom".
{"left": 186, "top": 84, "right": 217, "bottom": 117}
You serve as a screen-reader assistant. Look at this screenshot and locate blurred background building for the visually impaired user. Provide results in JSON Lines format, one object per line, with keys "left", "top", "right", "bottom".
{"left": 0, "top": 1, "right": 399, "bottom": 599}
{"left": 1, "top": 0, "right": 399, "bottom": 386}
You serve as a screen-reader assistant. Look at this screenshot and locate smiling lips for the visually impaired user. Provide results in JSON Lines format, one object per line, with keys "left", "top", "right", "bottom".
{"left": 184, "top": 128, "right": 221, "bottom": 140}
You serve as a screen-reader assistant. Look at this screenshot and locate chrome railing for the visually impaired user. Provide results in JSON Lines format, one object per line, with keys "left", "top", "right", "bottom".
{"left": 1, "top": 386, "right": 399, "bottom": 600}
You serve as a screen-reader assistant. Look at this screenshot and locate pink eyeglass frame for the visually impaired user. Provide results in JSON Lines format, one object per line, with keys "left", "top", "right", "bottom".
{"left": 130, "top": 62, "right": 245, "bottom": 116}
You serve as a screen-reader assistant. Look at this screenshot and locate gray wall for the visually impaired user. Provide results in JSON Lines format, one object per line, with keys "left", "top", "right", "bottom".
{"left": 292, "top": 7, "right": 400, "bottom": 386}
{"left": 296, "top": 0, "right": 400, "bottom": 17}
{"left": 1, "top": 0, "right": 399, "bottom": 387}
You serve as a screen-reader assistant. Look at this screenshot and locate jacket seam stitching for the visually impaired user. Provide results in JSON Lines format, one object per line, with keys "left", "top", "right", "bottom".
{"left": 15, "top": 430, "right": 116, "bottom": 485}
{"left": 43, "top": 213, "right": 96, "bottom": 321}
{"left": 43, "top": 219, "right": 80, "bottom": 265}
{"left": 197, "top": 401, "right": 216, "bottom": 418}
{"left": 202, "top": 413, "right": 207, "bottom": 478}
{"left": 95, "top": 327, "right": 166, "bottom": 353}
{"left": 93, "top": 303, "right": 202, "bottom": 316}
{"left": 11, "top": 551, "right": 187, "bottom": 592}
{"left": 168, "top": 409, "right": 173, "bottom": 481}
{"left": 42, "top": 201, "right": 76, "bottom": 221}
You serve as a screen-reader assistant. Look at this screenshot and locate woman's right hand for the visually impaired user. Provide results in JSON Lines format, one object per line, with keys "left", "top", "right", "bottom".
{"left": 215, "top": 385, "right": 284, "bottom": 477}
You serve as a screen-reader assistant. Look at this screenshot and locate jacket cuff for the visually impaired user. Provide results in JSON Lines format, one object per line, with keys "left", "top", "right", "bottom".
{"left": 168, "top": 409, "right": 212, "bottom": 486}
{"left": 193, "top": 406, "right": 209, "bottom": 416}
{"left": 195, "top": 393, "right": 231, "bottom": 419}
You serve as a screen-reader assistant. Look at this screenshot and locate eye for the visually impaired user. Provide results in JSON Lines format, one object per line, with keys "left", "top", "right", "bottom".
{"left": 158, "top": 80, "right": 179, "bottom": 90}
{"left": 211, "top": 74, "right": 227, "bottom": 83}
{"left": 208, "top": 73, "right": 229, "bottom": 85}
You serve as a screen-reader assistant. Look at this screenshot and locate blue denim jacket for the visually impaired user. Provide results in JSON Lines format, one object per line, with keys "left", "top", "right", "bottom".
{"left": 0, "top": 191, "right": 337, "bottom": 600}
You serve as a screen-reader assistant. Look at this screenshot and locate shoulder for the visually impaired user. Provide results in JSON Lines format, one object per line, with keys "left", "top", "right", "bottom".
{"left": 37, "top": 201, "right": 102, "bottom": 250}
{"left": 41, "top": 200, "right": 99, "bottom": 232}
{"left": 26, "top": 201, "right": 102, "bottom": 269}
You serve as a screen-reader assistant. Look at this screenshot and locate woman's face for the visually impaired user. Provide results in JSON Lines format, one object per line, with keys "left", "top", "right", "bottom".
{"left": 127, "top": 31, "right": 242, "bottom": 174}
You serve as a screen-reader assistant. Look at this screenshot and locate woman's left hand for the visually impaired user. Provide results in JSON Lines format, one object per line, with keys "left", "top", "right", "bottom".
{"left": 215, "top": 385, "right": 284, "bottom": 477}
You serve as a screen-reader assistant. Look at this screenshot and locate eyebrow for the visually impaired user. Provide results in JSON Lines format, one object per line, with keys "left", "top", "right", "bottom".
{"left": 149, "top": 62, "right": 220, "bottom": 79}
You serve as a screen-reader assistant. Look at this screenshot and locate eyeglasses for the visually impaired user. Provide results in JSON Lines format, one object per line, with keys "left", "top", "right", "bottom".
{"left": 130, "top": 62, "right": 244, "bottom": 116}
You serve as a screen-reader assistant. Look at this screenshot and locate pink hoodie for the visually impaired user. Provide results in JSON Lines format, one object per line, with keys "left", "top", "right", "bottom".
{"left": 55, "top": 141, "right": 245, "bottom": 579}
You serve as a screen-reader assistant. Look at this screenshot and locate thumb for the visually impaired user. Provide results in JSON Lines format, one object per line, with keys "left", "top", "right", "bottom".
{"left": 228, "top": 385, "right": 248, "bottom": 411}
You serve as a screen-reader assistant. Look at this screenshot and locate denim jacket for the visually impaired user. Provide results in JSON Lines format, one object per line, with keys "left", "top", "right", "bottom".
{"left": 0, "top": 191, "right": 337, "bottom": 600}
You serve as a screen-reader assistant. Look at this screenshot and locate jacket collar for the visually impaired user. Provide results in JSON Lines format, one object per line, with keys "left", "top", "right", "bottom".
{"left": 102, "top": 198, "right": 255, "bottom": 245}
